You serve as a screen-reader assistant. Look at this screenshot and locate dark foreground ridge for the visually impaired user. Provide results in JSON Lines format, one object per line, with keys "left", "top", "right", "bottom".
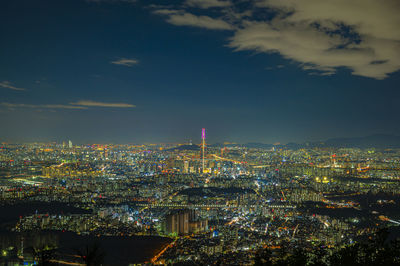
{"left": 254, "top": 229, "right": 400, "bottom": 266}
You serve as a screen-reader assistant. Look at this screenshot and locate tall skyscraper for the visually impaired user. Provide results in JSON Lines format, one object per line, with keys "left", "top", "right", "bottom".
{"left": 184, "top": 161, "right": 189, "bottom": 174}
{"left": 68, "top": 140, "right": 73, "bottom": 149}
{"left": 201, "top": 128, "right": 206, "bottom": 174}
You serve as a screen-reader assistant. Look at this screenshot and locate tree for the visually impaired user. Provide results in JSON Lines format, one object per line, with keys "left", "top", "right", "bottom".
{"left": 32, "top": 245, "right": 57, "bottom": 266}
{"left": 286, "top": 248, "right": 309, "bottom": 266}
{"left": 76, "top": 242, "right": 106, "bottom": 266}
{"left": 328, "top": 243, "right": 362, "bottom": 266}
{"left": 254, "top": 247, "right": 273, "bottom": 266}
{"left": 254, "top": 229, "right": 400, "bottom": 266}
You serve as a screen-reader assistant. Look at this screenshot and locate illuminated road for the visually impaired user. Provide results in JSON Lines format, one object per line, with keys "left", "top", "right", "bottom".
{"left": 211, "top": 154, "right": 244, "bottom": 164}
{"left": 49, "top": 260, "right": 84, "bottom": 265}
{"left": 388, "top": 219, "right": 400, "bottom": 225}
{"left": 253, "top": 187, "right": 267, "bottom": 201}
{"left": 150, "top": 239, "right": 177, "bottom": 264}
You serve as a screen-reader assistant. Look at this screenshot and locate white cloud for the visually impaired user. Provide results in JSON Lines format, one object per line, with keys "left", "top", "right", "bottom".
{"left": 70, "top": 100, "right": 136, "bottom": 108}
{"left": 110, "top": 58, "right": 139, "bottom": 67}
{"left": 229, "top": 0, "right": 400, "bottom": 79}
{"left": 0, "top": 81, "right": 26, "bottom": 91}
{"left": 1, "top": 100, "right": 135, "bottom": 110}
{"left": 152, "top": 9, "right": 181, "bottom": 15}
{"left": 0, "top": 103, "right": 87, "bottom": 109}
{"left": 152, "top": 0, "right": 400, "bottom": 79}
{"left": 185, "top": 0, "right": 231, "bottom": 9}
{"left": 257, "top": 0, "right": 400, "bottom": 41}
{"left": 157, "top": 10, "right": 234, "bottom": 30}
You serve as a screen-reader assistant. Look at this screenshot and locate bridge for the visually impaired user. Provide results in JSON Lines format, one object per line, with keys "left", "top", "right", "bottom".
{"left": 135, "top": 203, "right": 296, "bottom": 209}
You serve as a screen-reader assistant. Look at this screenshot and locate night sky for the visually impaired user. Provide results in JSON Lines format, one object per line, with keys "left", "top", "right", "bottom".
{"left": 1, "top": 0, "right": 399, "bottom": 144}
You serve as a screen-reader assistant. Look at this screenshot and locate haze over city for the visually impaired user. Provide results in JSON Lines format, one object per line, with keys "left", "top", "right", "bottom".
{"left": 1, "top": 1, "right": 400, "bottom": 266}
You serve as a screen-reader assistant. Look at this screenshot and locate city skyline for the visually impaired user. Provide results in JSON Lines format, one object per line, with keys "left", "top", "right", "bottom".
{"left": 1, "top": 2, "right": 400, "bottom": 264}
{"left": 1, "top": 0, "right": 400, "bottom": 144}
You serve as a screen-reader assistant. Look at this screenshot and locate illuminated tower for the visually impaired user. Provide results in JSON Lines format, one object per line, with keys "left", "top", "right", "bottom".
{"left": 201, "top": 128, "right": 206, "bottom": 174}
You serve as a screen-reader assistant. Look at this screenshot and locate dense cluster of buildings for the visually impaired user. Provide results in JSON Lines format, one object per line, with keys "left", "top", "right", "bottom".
{"left": 164, "top": 209, "right": 208, "bottom": 236}
{"left": 1, "top": 140, "right": 400, "bottom": 264}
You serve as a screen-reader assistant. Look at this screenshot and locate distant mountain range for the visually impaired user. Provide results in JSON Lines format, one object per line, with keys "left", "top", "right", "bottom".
{"left": 213, "top": 134, "right": 400, "bottom": 149}
{"left": 169, "top": 134, "right": 400, "bottom": 151}
{"left": 322, "top": 134, "right": 400, "bottom": 148}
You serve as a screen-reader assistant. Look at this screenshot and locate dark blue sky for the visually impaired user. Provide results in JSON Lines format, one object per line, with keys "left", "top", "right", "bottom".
{"left": 1, "top": 0, "right": 399, "bottom": 144}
